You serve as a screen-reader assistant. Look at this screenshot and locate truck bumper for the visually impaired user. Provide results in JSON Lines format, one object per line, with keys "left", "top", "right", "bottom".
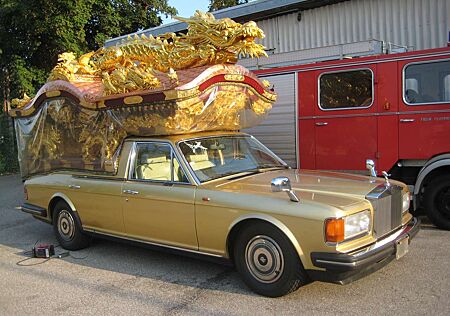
{"left": 308, "top": 217, "right": 420, "bottom": 284}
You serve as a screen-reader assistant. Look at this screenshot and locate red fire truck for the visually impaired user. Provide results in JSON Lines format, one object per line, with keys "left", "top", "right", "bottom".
{"left": 250, "top": 46, "right": 450, "bottom": 230}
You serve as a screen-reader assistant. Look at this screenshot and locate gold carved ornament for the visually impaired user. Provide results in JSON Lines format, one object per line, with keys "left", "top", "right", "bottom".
{"left": 47, "top": 10, "right": 268, "bottom": 96}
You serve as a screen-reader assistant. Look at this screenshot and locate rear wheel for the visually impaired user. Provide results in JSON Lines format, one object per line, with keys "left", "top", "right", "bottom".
{"left": 424, "top": 175, "right": 450, "bottom": 230}
{"left": 233, "top": 222, "right": 308, "bottom": 297}
{"left": 52, "top": 201, "right": 90, "bottom": 250}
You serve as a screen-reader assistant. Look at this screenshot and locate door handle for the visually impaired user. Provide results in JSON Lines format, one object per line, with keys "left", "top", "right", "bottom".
{"left": 68, "top": 184, "right": 80, "bottom": 189}
{"left": 315, "top": 122, "right": 328, "bottom": 126}
{"left": 400, "top": 119, "right": 415, "bottom": 123}
{"left": 123, "top": 189, "right": 139, "bottom": 195}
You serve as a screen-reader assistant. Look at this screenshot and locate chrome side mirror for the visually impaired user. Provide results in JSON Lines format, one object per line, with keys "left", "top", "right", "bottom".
{"left": 366, "top": 159, "right": 377, "bottom": 177}
{"left": 271, "top": 177, "right": 299, "bottom": 202}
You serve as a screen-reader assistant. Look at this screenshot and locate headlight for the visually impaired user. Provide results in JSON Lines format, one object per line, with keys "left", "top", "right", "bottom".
{"left": 402, "top": 192, "right": 410, "bottom": 214}
{"left": 325, "top": 210, "right": 371, "bottom": 243}
{"left": 344, "top": 210, "right": 371, "bottom": 240}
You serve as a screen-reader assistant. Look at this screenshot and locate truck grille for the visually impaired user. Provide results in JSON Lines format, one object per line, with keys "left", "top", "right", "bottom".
{"left": 366, "top": 184, "right": 403, "bottom": 238}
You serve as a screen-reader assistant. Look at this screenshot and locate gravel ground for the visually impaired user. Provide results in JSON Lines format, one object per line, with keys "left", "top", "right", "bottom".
{"left": 0, "top": 174, "right": 449, "bottom": 315}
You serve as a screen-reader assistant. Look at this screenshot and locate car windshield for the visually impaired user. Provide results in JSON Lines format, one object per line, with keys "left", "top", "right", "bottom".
{"left": 178, "top": 135, "right": 287, "bottom": 182}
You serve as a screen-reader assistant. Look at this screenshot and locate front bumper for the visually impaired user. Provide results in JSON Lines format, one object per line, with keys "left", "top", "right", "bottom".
{"left": 308, "top": 217, "right": 420, "bottom": 284}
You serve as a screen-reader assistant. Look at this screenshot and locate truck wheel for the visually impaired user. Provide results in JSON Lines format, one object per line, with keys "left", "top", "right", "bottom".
{"left": 52, "top": 201, "right": 90, "bottom": 250}
{"left": 424, "top": 176, "right": 450, "bottom": 230}
{"left": 233, "top": 222, "right": 308, "bottom": 297}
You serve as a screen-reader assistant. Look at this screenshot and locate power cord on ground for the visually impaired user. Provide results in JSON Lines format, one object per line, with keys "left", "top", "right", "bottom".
{"left": 16, "top": 238, "right": 93, "bottom": 266}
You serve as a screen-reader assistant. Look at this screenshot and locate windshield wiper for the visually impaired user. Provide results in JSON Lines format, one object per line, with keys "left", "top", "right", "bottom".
{"left": 226, "top": 166, "right": 287, "bottom": 181}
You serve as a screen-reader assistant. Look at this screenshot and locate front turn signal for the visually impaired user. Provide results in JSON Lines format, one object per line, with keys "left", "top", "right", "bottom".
{"left": 325, "top": 218, "right": 344, "bottom": 243}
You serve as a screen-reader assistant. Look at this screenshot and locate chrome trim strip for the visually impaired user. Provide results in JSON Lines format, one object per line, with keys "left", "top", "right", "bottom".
{"left": 257, "top": 51, "right": 450, "bottom": 76}
{"left": 402, "top": 58, "right": 450, "bottom": 106}
{"left": 83, "top": 228, "right": 224, "bottom": 258}
{"left": 317, "top": 68, "right": 375, "bottom": 111}
{"left": 299, "top": 108, "right": 450, "bottom": 120}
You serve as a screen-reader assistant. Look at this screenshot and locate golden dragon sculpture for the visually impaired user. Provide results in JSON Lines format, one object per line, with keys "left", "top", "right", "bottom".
{"left": 46, "top": 10, "right": 267, "bottom": 95}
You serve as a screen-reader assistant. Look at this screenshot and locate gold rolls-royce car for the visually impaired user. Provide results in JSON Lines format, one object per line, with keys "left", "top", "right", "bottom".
{"left": 21, "top": 131, "right": 419, "bottom": 297}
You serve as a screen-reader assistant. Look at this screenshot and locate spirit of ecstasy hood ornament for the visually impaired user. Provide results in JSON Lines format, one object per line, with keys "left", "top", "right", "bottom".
{"left": 382, "top": 171, "right": 391, "bottom": 187}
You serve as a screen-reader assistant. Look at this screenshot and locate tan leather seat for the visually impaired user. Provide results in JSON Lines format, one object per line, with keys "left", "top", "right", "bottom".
{"left": 188, "top": 153, "right": 215, "bottom": 171}
{"left": 138, "top": 155, "right": 171, "bottom": 181}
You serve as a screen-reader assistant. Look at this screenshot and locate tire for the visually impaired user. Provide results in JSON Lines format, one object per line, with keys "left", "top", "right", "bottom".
{"left": 424, "top": 176, "right": 450, "bottom": 230}
{"left": 52, "top": 201, "right": 90, "bottom": 250}
{"left": 233, "top": 222, "right": 309, "bottom": 297}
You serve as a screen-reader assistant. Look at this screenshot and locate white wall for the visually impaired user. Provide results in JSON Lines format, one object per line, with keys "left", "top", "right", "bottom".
{"left": 258, "top": 0, "right": 450, "bottom": 53}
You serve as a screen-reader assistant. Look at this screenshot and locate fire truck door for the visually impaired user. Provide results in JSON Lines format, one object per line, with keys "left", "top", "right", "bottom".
{"left": 399, "top": 59, "right": 450, "bottom": 159}
{"left": 314, "top": 66, "right": 378, "bottom": 171}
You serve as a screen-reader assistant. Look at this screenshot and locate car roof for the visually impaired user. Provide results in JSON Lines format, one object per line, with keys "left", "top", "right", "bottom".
{"left": 124, "top": 130, "right": 248, "bottom": 144}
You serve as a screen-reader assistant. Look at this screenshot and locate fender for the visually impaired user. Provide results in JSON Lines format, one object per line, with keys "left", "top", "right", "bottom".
{"left": 227, "top": 213, "right": 305, "bottom": 265}
{"left": 49, "top": 192, "right": 78, "bottom": 212}
{"left": 414, "top": 154, "right": 450, "bottom": 206}
{"left": 48, "top": 192, "right": 85, "bottom": 232}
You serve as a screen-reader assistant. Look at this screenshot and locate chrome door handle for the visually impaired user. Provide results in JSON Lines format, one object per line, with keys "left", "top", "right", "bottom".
{"left": 315, "top": 122, "right": 328, "bottom": 126}
{"left": 400, "top": 119, "right": 415, "bottom": 123}
{"left": 123, "top": 189, "right": 139, "bottom": 195}
{"left": 68, "top": 185, "right": 80, "bottom": 189}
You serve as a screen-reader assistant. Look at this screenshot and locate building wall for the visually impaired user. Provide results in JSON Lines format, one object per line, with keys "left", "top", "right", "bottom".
{"left": 258, "top": 0, "right": 450, "bottom": 53}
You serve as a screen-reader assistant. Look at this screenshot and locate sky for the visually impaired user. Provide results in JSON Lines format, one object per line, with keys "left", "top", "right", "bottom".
{"left": 161, "top": 0, "right": 210, "bottom": 24}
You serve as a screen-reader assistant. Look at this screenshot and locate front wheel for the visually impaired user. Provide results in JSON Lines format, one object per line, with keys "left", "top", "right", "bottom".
{"left": 52, "top": 201, "right": 90, "bottom": 250}
{"left": 233, "top": 222, "right": 309, "bottom": 297}
{"left": 424, "top": 176, "right": 450, "bottom": 230}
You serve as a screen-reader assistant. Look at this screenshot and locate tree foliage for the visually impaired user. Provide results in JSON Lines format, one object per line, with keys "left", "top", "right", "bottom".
{"left": 208, "top": 0, "right": 248, "bottom": 12}
{"left": 0, "top": 0, "right": 176, "bottom": 100}
{"left": 0, "top": 0, "right": 176, "bottom": 173}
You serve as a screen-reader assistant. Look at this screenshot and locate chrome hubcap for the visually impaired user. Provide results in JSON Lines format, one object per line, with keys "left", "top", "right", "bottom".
{"left": 245, "top": 235, "right": 284, "bottom": 283}
{"left": 57, "top": 210, "right": 75, "bottom": 241}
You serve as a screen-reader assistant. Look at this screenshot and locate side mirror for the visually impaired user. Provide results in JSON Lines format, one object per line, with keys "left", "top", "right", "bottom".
{"left": 271, "top": 177, "right": 299, "bottom": 202}
{"left": 366, "top": 159, "right": 377, "bottom": 177}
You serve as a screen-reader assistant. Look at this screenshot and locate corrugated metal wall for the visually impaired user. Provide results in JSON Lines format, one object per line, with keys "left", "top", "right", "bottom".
{"left": 258, "top": 0, "right": 450, "bottom": 52}
{"left": 243, "top": 73, "right": 297, "bottom": 167}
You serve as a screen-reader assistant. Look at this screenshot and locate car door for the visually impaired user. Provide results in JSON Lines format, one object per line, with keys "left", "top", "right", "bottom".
{"left": 314, "top": 66, "right": 378, "bottom": 171}
{"left": 121, "top": 141, "right": 198, "bottom": 250}
{"left": 398, "top": 58, "right": 450, "bottom": 159}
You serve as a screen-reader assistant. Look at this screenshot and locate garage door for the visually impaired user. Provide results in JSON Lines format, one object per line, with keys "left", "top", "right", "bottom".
{"left": 243, "top": 73, "right": 297, "bottom": 167}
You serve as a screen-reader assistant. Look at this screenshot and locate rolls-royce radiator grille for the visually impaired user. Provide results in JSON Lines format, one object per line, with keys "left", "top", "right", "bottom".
{"left": 366, "top": 185, "right": 403, "bottom": 238}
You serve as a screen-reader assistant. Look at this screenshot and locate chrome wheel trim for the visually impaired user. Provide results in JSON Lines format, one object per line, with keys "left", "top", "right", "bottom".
{"left": 245, "top": 235, "right": 284, "bottom": 284}
{"left": 57, "top": 209, "right": 75, "bottom": 242}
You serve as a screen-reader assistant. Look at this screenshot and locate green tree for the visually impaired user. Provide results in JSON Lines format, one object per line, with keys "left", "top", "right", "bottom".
{"left": 208, "top": 0, "right": 248, "bottom": 12}
{"left": 0, "top": 0, "right": 176, "bottom": 173}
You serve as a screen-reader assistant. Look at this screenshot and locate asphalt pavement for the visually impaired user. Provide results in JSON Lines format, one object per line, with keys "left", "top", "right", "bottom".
{"left": 0, "top": 174, "right": 449, "bottom": 315}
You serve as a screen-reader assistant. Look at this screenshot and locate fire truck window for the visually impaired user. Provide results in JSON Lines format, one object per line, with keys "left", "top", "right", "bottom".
{"left": 404, "top": 60, "right": 450, "bottom": 105}
{"left": 319, "top": 69, "right": 373, "bottom": 110}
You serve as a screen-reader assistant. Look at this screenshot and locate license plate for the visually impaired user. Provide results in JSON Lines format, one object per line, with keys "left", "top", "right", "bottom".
{"left": 396, "top": 236, "right": 409, "bottom": 260}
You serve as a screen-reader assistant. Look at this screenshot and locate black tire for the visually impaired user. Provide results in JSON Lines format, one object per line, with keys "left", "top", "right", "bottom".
{"left": 52, "top": 201, "right": 90, "bottom": 250}
{"left": 424, "top": 176, "right": 450, "bottom": 230}
{"left": 233, "top": 222, "right": 309, "bottom": 297}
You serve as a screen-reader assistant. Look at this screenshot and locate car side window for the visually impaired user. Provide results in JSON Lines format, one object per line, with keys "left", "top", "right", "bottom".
{"left": 131, "top": 142, "right": 189, "bottom": 183}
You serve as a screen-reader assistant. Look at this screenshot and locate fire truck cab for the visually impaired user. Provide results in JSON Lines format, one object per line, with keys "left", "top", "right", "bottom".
{"left": 249, "top": 46, "right": 450, "bottom": 230}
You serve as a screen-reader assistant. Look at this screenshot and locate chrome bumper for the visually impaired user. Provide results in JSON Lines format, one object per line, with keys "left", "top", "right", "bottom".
{"left": 308, "top": 217, "right": 420, "bottom": 284}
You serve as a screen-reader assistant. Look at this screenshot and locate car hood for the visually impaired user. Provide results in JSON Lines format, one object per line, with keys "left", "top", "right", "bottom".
{"left": 206, "top": 169, "right": 402, "bottom": 208}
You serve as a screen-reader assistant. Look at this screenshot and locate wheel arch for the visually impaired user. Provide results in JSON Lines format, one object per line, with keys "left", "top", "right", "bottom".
{"left": 226, "top": 214, "right": 305, "bottom": 266}
{"left": 414, "top": 155, "right": 450, "bottom": 199}
{"left": 48, "top": 193, "right": 78, "bottom": 221}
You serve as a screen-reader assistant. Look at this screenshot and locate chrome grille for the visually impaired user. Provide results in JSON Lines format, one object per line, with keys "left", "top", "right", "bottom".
{"left": 366, "top": 185, "right": 403, "bottom": 238}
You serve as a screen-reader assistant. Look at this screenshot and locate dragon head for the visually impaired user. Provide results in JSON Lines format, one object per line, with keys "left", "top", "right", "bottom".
{"left": 175, "top": 10, "right": 268, "bottom": 59}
